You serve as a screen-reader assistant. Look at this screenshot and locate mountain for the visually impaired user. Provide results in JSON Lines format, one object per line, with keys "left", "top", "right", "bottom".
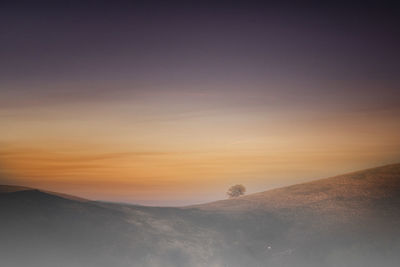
{"left": 1, "top": 163, "right": 400, "bottom": 267}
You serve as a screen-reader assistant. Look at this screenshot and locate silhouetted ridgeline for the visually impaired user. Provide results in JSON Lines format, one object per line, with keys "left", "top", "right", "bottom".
{"left": 1, "top": 163, "right": 400, "bottom": 266}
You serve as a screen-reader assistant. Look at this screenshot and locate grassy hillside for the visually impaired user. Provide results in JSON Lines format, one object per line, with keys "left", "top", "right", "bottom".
{"left": 194, "top": 163, "right": 400, "bottom": 212}
{"left": 1, "top": 163, "right": 400, "bottom": 266}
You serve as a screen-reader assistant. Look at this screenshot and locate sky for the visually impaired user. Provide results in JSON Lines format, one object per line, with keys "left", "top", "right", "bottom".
{"left": 1, "top": 1, "right": 400, "bottom": 205}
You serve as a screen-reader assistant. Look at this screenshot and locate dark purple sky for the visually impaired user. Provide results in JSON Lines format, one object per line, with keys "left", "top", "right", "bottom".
{"left": 2, "top": 1, "right": 399, "bottom": 82}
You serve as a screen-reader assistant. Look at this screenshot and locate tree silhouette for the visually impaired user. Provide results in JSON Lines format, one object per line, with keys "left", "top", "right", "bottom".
{"left": 227, "top": 184, "right": 246, "bottom": 198}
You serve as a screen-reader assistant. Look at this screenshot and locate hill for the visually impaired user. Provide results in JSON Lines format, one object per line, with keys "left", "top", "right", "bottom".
{"left": 1, "top": 163, "right": 400, "bottom": 267}
{"left": 194, "top": 163, "right": 400, "bottom": 213}
{"left": 0, "top": 184, "right": 32, "bottom": 193}
{"left": 193, "top": 163, "right": 400, "bottom": 228}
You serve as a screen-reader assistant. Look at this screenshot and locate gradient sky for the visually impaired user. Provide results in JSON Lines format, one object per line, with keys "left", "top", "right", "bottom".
{"left": 1, "top": 1, "right": 400, "bottom": 205}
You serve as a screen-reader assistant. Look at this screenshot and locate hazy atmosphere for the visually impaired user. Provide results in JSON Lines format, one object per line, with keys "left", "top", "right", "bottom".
{"left": 1, "top": 1, "right": 400, "bottom": 267}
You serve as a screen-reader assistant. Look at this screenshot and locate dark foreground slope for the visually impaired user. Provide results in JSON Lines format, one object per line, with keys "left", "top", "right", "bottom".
{"left": 1, "top": 163, "right": 400, "bottom": 267}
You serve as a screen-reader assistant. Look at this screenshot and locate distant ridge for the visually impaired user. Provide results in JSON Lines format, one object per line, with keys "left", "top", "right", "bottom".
{"left": 0, "top": 185, "right": 90, "bottom": 202}
{"left": 0, "top": 185, "right": 32, "bottom": 193}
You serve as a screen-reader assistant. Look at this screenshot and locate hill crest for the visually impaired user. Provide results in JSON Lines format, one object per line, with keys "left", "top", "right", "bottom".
{"left": 192, "top": 163, "right": 400, "bottom": 212}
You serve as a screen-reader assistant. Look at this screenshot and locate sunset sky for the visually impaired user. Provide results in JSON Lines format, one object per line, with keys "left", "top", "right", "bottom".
{"left": 1, "top": 1, "right": 399, "bottom": 205}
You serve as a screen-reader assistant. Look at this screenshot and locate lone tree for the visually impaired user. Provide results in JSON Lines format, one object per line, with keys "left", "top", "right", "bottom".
{"left": 227, "top": 184, "right": 246, "bottom": 198}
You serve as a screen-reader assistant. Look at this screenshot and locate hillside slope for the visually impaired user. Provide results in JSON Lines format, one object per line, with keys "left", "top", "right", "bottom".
{"left": 0, "top": 188, "right": 227, "bottom": 267}
{"left": 189, "top": 163, "right": 400, "bottom": 266}
{"left": 194, "top": 163, "right": 400, "bottom": 216}
{"left": 1, "top": 163, "right": 400, "bottom": 267}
